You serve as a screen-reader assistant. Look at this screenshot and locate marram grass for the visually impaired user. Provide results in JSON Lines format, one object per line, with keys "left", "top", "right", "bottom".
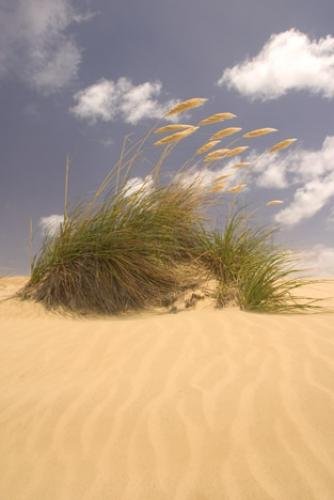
{"left": 20, "top": 95, "right": 320, "bottom": 315}
{"left": 21, "top": 183, "right": 209, "bottom": 314}
{"left": 197, "top": 212, "right": 321, "bottom": 313}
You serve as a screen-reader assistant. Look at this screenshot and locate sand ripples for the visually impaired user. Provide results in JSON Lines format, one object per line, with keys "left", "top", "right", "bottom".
{"left": 0, "top": 284, "right": 334, "bottom": 499}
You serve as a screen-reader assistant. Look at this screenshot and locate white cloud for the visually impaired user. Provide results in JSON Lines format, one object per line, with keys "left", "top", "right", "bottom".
{"left": 122, "top": 175, "right": 154, "bottom": 197}
{"left": 0, "top": 0, "right": 92, "bottom": 93}
{"left": 70, "top": 77, "right": 177, "bottom": 124}
{"left": 253, "top": 152, "right": 291, "bottom": 189}
{"left": 177, "top": 136, "right": 334, "bottom": 226}
{"left": 275, "top": 172, "right": 334, "bottom": 225}
{"left": 39, "top": 214, "right": 64, "bottom": 236}
{"left": 298, "top": 245, "right": 334, "bottom": 276}
{"left": 218, "top": 29, "right": 334, "bottom": 100}
{"left": 249, "top": 136, "right": 334, "bottom": 225}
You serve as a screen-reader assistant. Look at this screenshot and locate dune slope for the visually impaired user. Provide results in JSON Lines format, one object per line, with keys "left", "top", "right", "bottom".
{"left": 0, "top": 278, "right": 334, "bottom": 500}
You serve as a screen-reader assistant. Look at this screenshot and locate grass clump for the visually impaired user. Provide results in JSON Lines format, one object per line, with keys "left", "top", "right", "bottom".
{"left": 199, "top": 212, "right": 319, "bottom": 313}
{"left": 20, "top": 183, "right": 208, "bottom": 314}
{"left": 20, "top": 95, "right": 320, "bottom": 315}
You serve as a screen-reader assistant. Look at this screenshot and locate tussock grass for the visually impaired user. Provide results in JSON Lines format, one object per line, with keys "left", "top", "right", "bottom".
{"left": 21, "top": 183, "right": 208, "bottom": 314}
{"left": 20, "top": 95, "right": 321, "bottom": 315}
{"left": 198, "top": 212, "right": 320, "bottom": 313}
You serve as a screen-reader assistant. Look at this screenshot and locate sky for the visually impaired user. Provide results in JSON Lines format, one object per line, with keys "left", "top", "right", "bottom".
{"left": 0, "top": 0, "right": 334, "bottom": 275}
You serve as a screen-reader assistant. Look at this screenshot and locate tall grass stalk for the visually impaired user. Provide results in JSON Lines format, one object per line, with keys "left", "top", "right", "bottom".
{"left": 64, "top": 155, "right": 70, "bottom": 222}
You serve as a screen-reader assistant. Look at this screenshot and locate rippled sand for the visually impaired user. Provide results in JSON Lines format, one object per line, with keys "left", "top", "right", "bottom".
{"left": 0, "top": 277, "right": 334, "bottom": 500}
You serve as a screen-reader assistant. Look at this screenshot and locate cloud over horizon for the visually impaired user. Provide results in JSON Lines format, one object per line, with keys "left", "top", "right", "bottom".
{"left": 298, "top": 244, "right": 334, "bottom": 276}
{"left": 218, "top": 29, "right": 334, "bottom": 100}
{"left": 70, "top": 77, "right": 177, "bottom": 124}
{"left": 0, "top": 0, "right": 93, "bottom": 94}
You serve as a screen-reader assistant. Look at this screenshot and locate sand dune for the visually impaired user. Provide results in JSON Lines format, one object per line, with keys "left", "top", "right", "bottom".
{"left": 0, "top": 277, "right": 334, "bottom": 499}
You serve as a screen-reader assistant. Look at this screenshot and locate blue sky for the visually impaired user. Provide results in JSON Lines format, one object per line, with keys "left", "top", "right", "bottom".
{"left": 1, "top": 0, "right": 334, "bottom": 274}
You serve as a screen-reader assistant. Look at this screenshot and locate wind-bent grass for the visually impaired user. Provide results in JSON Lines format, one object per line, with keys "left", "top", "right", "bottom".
{"left": 20, "top": 95, "right": 322, "bottom": 315}
{"left": 20, "top": 183, "right": 208, "bottom": 314}
{"left": 198, "top": 212, "right": 320, "bottom": 312}
{"left": 236, "top": 253, "right": 319, "bottom": 313}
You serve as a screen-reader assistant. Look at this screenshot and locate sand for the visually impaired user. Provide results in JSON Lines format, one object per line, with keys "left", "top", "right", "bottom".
{"left": 0, "top": 277, "right": 334, "bottom": 500}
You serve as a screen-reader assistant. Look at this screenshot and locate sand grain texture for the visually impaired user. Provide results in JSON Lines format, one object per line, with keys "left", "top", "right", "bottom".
{"left": 0, "top": 277, "right": 334, "bottom": 500}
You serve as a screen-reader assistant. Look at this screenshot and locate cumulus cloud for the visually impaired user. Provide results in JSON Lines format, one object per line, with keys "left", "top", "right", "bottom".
{"left": 218, "top": 29, "right": 334, "bottom": 100}
{"left": 39, "top": 214, "right": 64, "bottom": 236}
{"left": 248, "top": 136, "right": 334, "bottom": 225}
{"left": 70, "top": 78, "right": 177, "bottom": 124}
{"left": 275, "top": 173, "right": 334, "bottom": 226}
{"left": 177, "top": 135, "right": 334, "bottom": 226}
{"left": 0, "top": 0, "right": 93, "bottom": 93}
{"left": 298, "top": 245, "right": 334, "bottom": 276}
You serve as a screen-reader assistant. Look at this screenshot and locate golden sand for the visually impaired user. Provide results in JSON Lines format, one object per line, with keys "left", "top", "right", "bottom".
{"left": 0, "top": 277, "right": 334, "bottom": 499}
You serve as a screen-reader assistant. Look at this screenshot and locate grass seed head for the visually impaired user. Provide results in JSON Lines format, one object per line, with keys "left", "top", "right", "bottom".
{"left": 269, "top": 138, "right": 297, "bottom": 153}
{"left": 204, "top": 148, "right": 231, "bottom": 162}
{"left": 165, "top": 98, "right": 208, "bottom": 117}
{"left": 210, "top": 182, "right": 226, "bottom": 193}
{"left": 232, "top": 161, "right": 251, "bottom": 169}
{"left": 195, "top": 140, "right": 221, "bottom": 155}
{"left": 224, "top": 146, "right": 249, "bottom": 158}
{"left": 266, "top": 200, "right": 284, "bottom": 206}
{"left": 227, "top": 183, "right": 247, "bottom": 193}
{"left": 211, "top": 127, "right": 242, "bottom": 140}
{"left": 198, "top": 112, "right": 237, "bottom": 126}
{"left": 243, "top": 128, "right": 278, "bottom": 138}
{"left": 214, "top": 174, "right": 231, "bottom": 182}
{"left": 154, "top": 124, "right": 195, "bottom": 134}
{"left": 154, "top": 127, "right": 199, "bottom": 146}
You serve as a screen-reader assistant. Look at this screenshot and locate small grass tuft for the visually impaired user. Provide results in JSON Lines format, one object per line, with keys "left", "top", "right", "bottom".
{"left": 198, "top": 212, "right": 320, "bottom": 313}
